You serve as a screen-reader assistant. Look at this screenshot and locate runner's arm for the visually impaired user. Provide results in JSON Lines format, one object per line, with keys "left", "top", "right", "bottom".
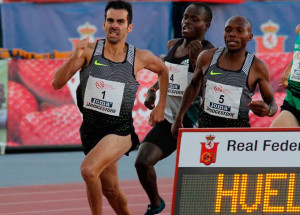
{"left": 171, "top": 51, "right": 209, "bottom": 137}
{"left": 249, "top": 59, "right": 278, "bottom": 117}
{"left": 279, "top": 63, "right": 291, "bottom": 89}
{"left": 52, "top": 38, "right": 89, "bottom": 90}
{"left": 136, "top": 49, "right": 169, "bottom": 125}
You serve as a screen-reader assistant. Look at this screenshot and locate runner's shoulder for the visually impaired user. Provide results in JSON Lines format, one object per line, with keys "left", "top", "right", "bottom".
{"left": 199, "top": 48, "right": 217, "bottom": 59}
{"left": 167, "top": 38, "right": 181, "bottom": 50}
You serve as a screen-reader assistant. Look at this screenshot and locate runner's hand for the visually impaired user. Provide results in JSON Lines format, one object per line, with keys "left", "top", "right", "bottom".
{"left": 248, "top": 100, "right": 270, "bottom": 117}
{"left": 144, "top": 89, "right": 156, "bottom": 110}
{"left": 279, "top": 73, "right": 289, "bottom": 88}
{"left": 74, "top": 38, "right": 89, "bottom": 58}
{"left": 148, "top": 106, "right": 164, "bottom": 126}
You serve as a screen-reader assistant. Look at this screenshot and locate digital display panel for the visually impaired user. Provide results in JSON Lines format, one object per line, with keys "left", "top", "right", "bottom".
{"left": 172, "top": 128, "right": 300, "bottom": 215}
{"left": 175, "top": 168, "right": 300, "bottom": 214}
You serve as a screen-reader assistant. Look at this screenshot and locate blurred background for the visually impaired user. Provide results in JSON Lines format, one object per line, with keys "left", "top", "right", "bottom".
{"left": 0, "top": 0, "right": 299, "bottom": 153}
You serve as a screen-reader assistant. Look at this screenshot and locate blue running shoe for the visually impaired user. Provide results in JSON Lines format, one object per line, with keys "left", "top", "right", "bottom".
{"left": 144, "top": 198, "right": 166, "bottom": 215}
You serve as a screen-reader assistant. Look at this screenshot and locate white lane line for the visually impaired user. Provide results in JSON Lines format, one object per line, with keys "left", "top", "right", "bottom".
{"left": 0, "top": 193, "right": 173, "bottom": 206}
{"left": 0, "top": 202, "right": 172, "bottom": 215}
{"left": 0, "top": 184, "right": 173, "bottom": 197}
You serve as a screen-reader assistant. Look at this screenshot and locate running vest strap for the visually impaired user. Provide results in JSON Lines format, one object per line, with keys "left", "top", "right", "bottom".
{"left": 199, "top": 47, "right": 255, "bottom": 127}
{"left": 76, "top": 40, "right": 139, "bottom": 128}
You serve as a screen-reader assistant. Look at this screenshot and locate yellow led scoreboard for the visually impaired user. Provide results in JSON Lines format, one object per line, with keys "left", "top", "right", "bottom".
{"left": 172, "top": 128, "right": 300, "bottom": 215}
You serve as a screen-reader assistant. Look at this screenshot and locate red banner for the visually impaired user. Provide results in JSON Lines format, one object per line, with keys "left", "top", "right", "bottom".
{"left": 7, "top": 59, "right": 156, "bottom": 147}
{"left": 6, "top": 52, "right": 292, "bottom": 147}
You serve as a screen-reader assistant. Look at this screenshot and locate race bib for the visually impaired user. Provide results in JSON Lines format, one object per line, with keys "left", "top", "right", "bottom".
{"left": 290, "top": 34, "right": 300, "bottom": 82}
{"left": 165, "top": 62, "right": 188, "bottom": 97}
{"left": 83, "top": 76, "right": 125, "bottom": 116}
{"left": 204, "top": 80, "right": 242, "bottom": 119}
{"left": 290, "top": 51, "right": 300, "bottom": 82}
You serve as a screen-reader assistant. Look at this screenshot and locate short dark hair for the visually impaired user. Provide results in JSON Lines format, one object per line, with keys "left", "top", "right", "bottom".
{"left": 191, "top": 2, "right": 213, "bottom": 23}
{"left": 245, "top": 17, "right": 252, "bottom": 31}
{"left": 226, "top": 15, "right": 252, "bottom": 32}
{"left": 105, "top": 0, "right": 133, "bottom": 25}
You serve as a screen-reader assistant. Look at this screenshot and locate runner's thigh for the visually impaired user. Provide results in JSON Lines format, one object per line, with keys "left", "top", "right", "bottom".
{"left": 270, "top": 110, "right": 299, "bottom": 127}
{"left": 82, "top": 134, "right": 132, "bottom": 173}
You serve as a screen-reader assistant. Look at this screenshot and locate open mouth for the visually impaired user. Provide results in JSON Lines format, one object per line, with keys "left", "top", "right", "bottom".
{"left": 227, "top": 40, "right": 238, "bottom": 45}
{"left": 182, "top": 26, "right": 192, "bottom": 33}
{"left": 109, "top": 29, "right": 119, "bottom": 37}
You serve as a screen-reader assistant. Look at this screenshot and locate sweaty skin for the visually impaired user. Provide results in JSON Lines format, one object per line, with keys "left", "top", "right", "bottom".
{"left": 52, "top": 2, "right": 169, "bottom": 215}
{"left": 172, "top": 15, "right": 277, "bottom": 136}
{"left": 270, "top": 24, "right": 300, "bottom": 127}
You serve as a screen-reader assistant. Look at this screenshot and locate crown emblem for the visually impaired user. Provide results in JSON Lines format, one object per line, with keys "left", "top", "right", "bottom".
{"left": 77, "top": 22, "right": 97, "bottom": 36}
{"left": 261, "top": 20, "right": 279, "bottom": 33}
{"left": 205, "top": 134, "right": 215, "bottom": 142}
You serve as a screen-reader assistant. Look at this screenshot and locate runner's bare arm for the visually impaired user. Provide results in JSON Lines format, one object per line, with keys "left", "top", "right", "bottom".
{"left": 248, "top": 58, "right": 278, "bottom": 117}
{"left": 52, "top": 38, "right": 91, "bottom": 90}
{"left": 280, "top": 63, "right": 292, "bottom": 88}
{"left": 135, "top": 49, "right": 169, "bottom": 125}
{"left": 171, "top": 50, "right": 211, "bottom": 137}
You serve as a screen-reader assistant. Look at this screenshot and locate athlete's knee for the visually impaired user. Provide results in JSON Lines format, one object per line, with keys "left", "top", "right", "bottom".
{"left": 81, "top": 163, "right": 99, "bottom": 182}
{"left": 134, "top": 156, "right": 153, "bottom": 172}
{"left": 135, "top": 144, "right": 163, "bottom": 172}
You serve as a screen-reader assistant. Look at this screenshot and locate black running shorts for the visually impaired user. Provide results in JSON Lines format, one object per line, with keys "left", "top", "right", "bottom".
{"left": 80, "top": 120, "right": 140, "bottom": 156}
{"left": 142, "top": 116, "right": 192, "bottom": 159}
{"left": 281, "top": 100, "right": 300, "bottom": 124}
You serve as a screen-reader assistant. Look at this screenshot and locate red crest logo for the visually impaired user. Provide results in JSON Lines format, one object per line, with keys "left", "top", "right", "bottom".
{"left": 254, "top": 20, "right": 287, "bottom": 53}
{"left": 200, "top": 134, "right": 219, "bottom": 165}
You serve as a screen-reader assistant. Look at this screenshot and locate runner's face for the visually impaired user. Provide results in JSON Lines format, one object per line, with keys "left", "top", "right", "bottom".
{"left": 103, "top": 9, "right": 133, "bottom": 44}
{"left": 181, "top": 5, "right": 210, "bottom": 40}
{"left": 296, "top": 24, "right": 300, "bottom": 34}
{"left": 224, "top": 17, "right": 253, "bottom": 51}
